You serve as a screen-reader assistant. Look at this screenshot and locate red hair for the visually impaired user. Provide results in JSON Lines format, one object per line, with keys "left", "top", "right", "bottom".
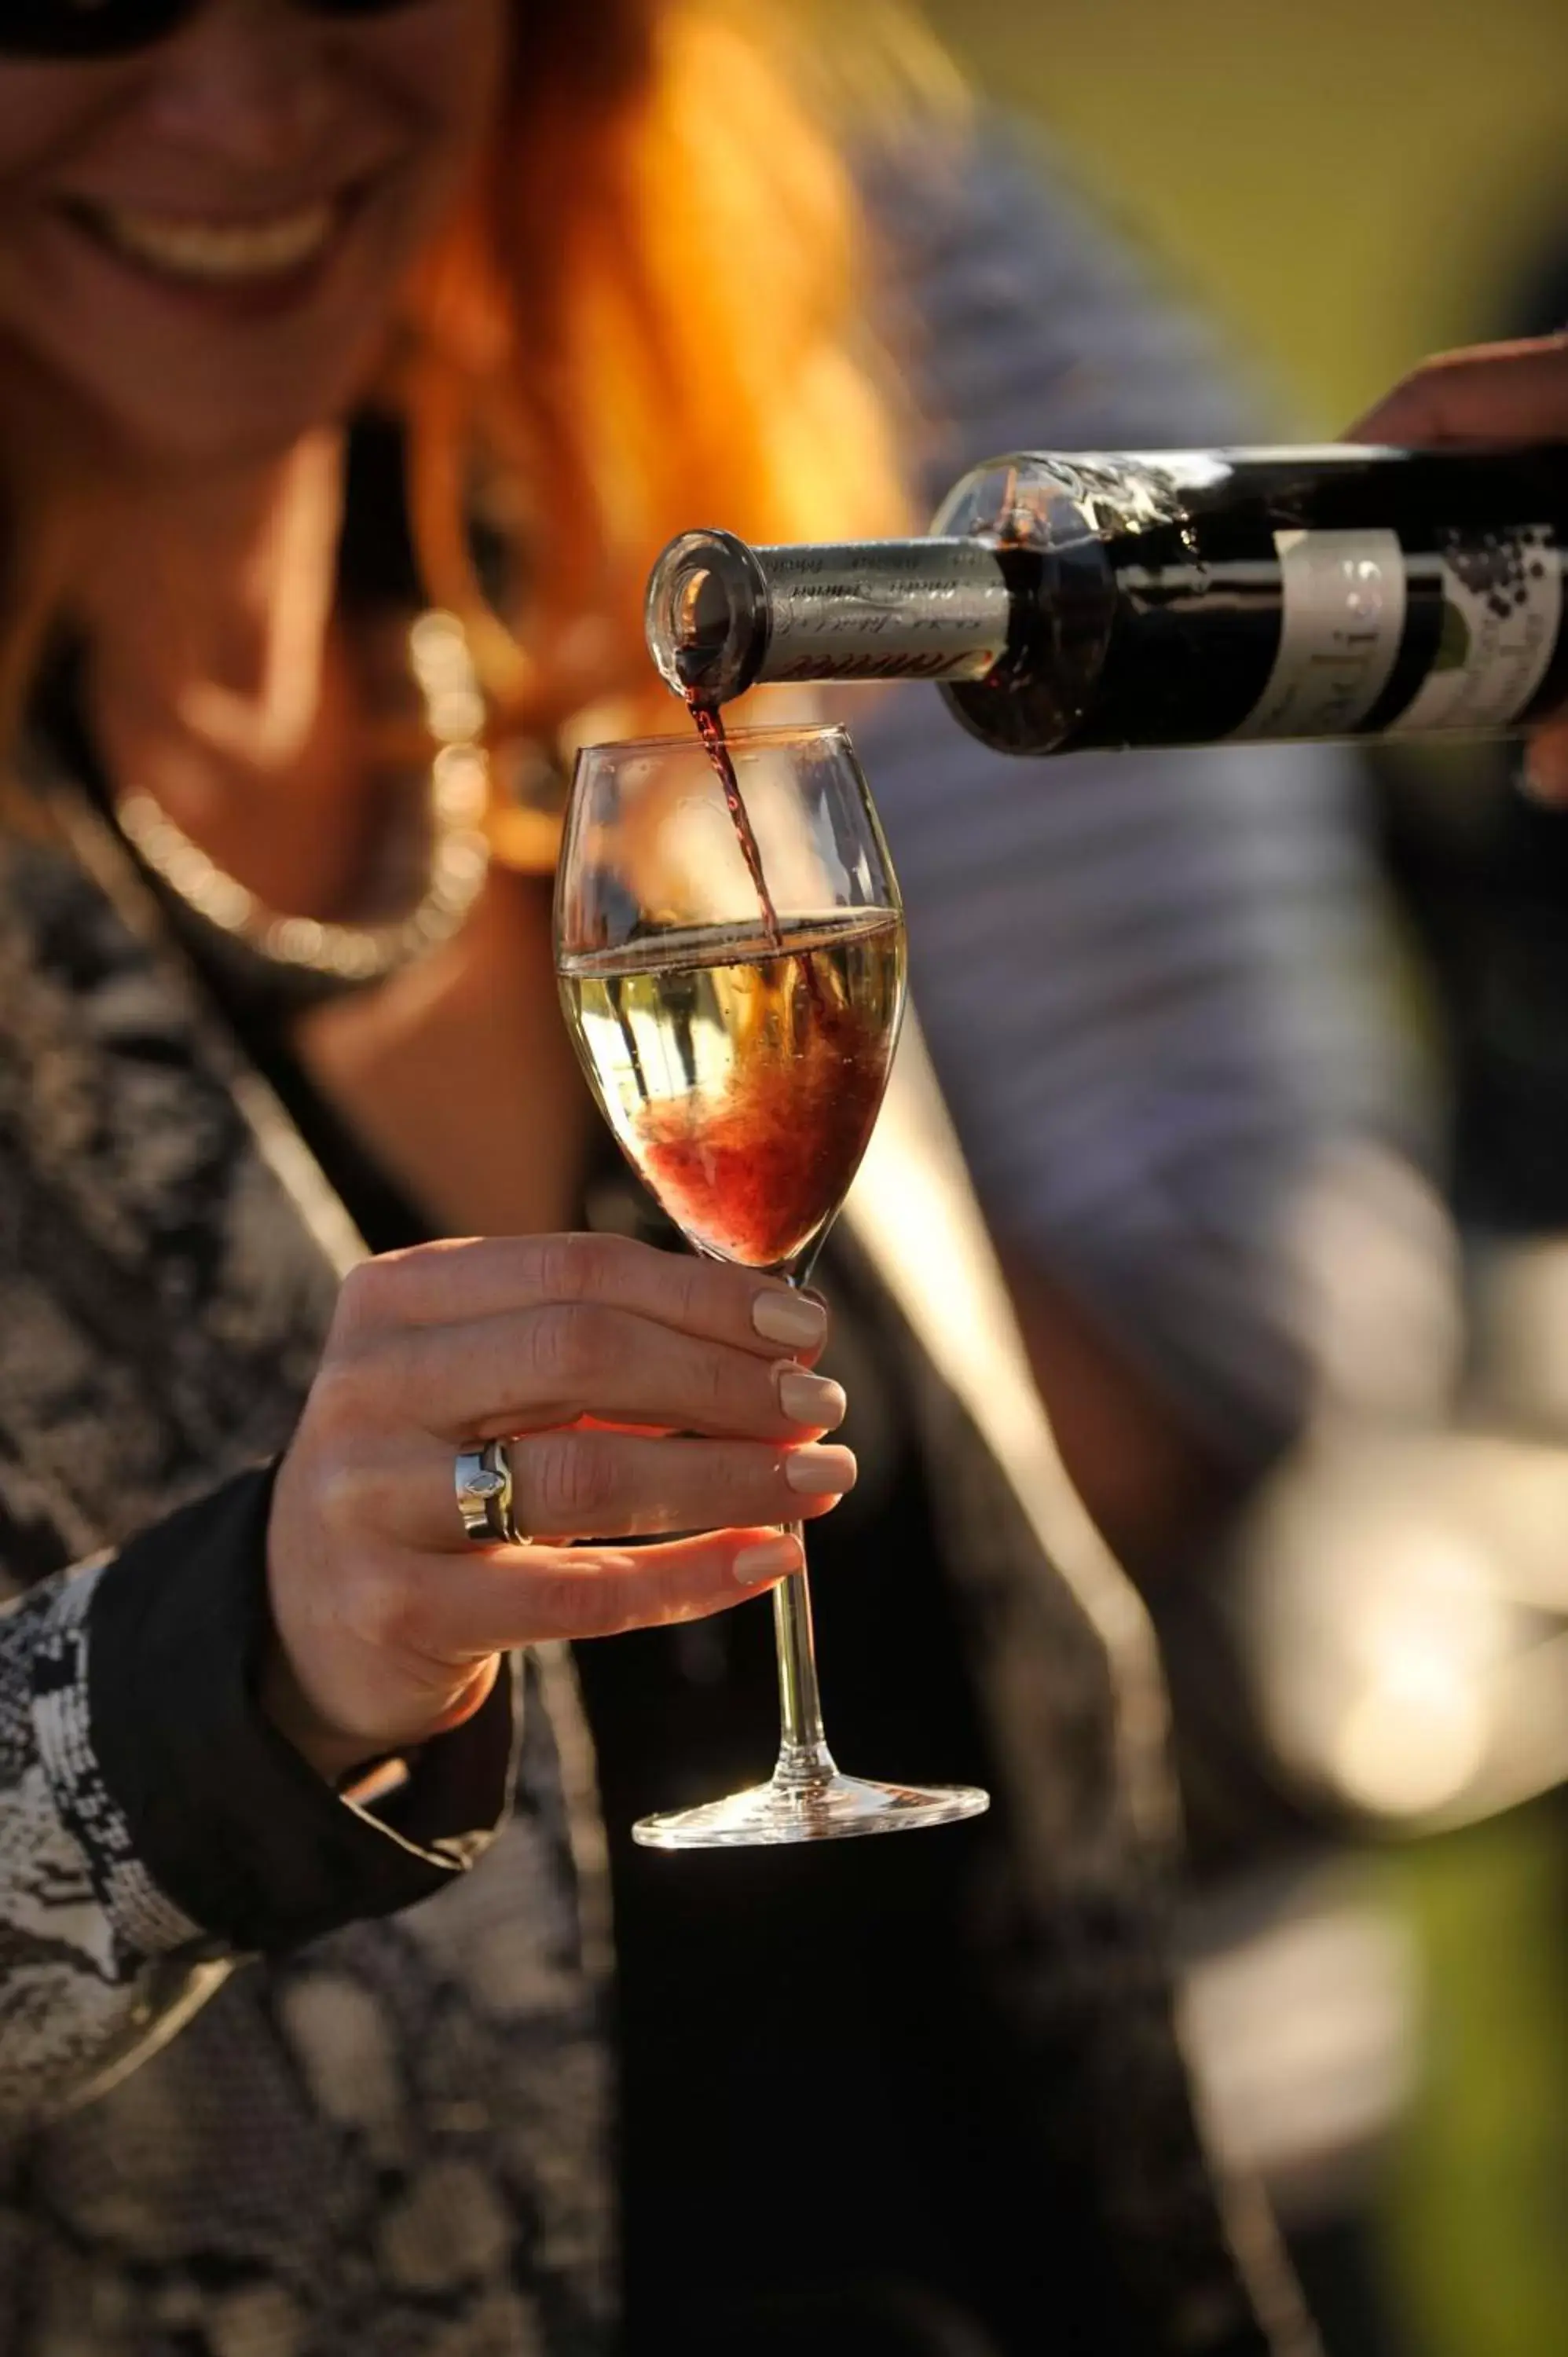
{"left": 397, "top": 0, "right": 917, "bottom": 856}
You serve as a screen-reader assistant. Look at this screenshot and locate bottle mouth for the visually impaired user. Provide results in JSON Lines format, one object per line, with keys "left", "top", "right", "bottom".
{"left": 644, "top": 527, "right": 771, "bottom": 706}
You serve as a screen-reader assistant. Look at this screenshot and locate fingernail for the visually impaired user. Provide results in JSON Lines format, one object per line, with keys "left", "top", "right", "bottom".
{"left": 776, "top": 1366, "right": 847, "bottom": 1429}
{"left": 783, "top": 1444, "right": 857, "bottom": 1496}
{"left": 734, "top": 1534, "right": 802, "bottom": 1586}
{"left": 753, "top": 1288, "right": 827, "bottom": 1347}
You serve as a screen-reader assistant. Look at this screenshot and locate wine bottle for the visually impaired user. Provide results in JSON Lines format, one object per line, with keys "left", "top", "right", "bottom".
{"left": 644, "top": 445, "right": 1568, "bottom": 756}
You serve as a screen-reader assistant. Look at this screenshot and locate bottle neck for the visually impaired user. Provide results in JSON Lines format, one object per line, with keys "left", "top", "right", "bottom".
{"left": 645, "top": 529, "right": 1013, "bottom": 705}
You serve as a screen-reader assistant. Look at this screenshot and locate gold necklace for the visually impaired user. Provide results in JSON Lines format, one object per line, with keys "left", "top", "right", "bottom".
{"left": 113, "top": 610, "right": 492, "bottom": 988}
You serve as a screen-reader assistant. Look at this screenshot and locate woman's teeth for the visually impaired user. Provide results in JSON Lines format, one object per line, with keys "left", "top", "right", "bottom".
{"left": 87, "top": 203, "right": 337, "bottom": 284}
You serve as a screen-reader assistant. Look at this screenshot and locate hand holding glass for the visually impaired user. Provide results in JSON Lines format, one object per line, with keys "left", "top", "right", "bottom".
{"left": 555, "top": 722, "right": 989, "bottom": 1847}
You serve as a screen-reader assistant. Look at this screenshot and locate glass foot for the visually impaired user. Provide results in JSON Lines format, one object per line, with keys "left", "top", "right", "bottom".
{"left": 632, "top": 1769, "right": 990, "bottom": 1850}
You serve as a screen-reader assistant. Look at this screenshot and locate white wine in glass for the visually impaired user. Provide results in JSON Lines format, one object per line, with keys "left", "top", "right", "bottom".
{"left": 555, "top": 721, "right": 989, "bottom": 1848}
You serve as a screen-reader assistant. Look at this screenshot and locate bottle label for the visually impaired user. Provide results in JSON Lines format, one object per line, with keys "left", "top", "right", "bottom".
{"left": 1394, "top": 525, "right": 1559, "bottom": 731}
{"left": 1233, "top": 523, "right": 1563, "bottom": 740}
{"left": 1231, "top": 529, "right": 1406, "bottom": 739}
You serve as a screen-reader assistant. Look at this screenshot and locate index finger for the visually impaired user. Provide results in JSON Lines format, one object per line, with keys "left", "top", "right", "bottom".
{"left": 335, "top": 1230, "right": 829, "bottom": 1362}
{"left": 1346, "top": 333, "right": 1568, "bottom": 447}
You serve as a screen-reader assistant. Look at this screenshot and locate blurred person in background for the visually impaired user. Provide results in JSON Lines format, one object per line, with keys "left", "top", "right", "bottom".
{"left": 842, "top": 46, "right": 1470, "bottom": 2357}
{"left": 835, "top": 58, "right": 1466, "bottom": 1954}
{"left": 0, "top": 5, "right": 1332, "bottom": 2356}
{"left": 849, "top": 81, "right": 1459, "bottom": 1598}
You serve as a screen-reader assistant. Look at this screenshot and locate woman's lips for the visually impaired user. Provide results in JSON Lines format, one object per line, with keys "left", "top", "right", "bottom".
{"left": 68, "top": 197, "right": 341, "bottom": 285}
{"left": 41, "top": 185, "right": 389, "bottom": 328}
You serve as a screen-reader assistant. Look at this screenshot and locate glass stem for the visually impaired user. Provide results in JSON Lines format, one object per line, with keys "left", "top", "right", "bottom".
{"left": 770, "top": 1261, "right": 837, "bottom": 1791}
{"left": 771, "top": 1547, "right": 835, "bottom": 1788}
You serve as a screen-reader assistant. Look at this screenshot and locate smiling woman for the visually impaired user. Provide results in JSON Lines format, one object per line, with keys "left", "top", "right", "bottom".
{"left": 0, "top": 6, "right": 1304, "bottom": 2356}
{"left": 0, "top": 2, "right": 507, "bottom": 462}
{"left": 0, "top": 0, "right": 907, "bottom": 719}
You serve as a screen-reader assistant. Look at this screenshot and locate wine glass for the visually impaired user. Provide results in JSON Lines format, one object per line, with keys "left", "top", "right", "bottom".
{"left": 555, "top": 720, "right": 990, "bottom": 1848}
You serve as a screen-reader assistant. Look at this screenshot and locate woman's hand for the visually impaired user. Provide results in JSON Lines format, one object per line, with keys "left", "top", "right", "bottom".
{"left": 1349, "top": 332, "right": 1568, "bottom": 799}
{"left": 264, "top": 1233, "right": 853, "bottom": 1783}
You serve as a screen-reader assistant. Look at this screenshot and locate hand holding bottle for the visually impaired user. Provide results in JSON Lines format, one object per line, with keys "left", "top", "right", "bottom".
{"left": 1350, "top": 332, "right": 1568, "bottom": 800}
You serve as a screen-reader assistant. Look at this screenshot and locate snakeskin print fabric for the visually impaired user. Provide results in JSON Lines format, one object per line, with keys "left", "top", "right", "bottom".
{"left": 0, "top": 812, "right": 614, "bottom": 2354}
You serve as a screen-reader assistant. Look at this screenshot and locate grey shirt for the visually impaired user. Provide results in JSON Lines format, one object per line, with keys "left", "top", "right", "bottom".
{"left": 850, "top": 123, "right": 1458, "bottom": 1466}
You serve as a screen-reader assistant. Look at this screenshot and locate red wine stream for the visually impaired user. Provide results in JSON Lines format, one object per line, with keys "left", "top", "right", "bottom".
{"left": 682, "top": 688, "right": 833, "bottom": 1032}
{"left": 686, "top": 693, "right": 783, "bottom": 948}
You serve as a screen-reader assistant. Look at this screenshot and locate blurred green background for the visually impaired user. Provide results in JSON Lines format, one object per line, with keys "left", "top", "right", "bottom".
{"left": 921, "top": 0, "right": 1568, "bottom": 426}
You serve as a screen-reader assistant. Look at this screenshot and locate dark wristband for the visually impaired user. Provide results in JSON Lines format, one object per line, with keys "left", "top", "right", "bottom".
{"left": 86, "top": 1464, "right": 517, "bottom": 1953}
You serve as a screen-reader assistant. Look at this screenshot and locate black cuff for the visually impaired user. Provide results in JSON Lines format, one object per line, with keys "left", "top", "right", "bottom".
{"left": 88, "top": 1464, "right": 518, "bottom": 1954}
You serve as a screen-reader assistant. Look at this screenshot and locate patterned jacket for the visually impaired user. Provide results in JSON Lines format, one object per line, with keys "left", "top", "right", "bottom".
{"left": 0, "top": 778, "right": 1314, "bottom": 2355}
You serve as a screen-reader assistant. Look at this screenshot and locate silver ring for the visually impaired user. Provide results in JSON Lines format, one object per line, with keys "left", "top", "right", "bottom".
{"left": 455, "top": 1439, "right": 523, "bottom": 1545}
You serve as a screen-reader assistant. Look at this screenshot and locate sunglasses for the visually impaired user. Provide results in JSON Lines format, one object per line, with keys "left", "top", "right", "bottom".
{"left": 4, "top": 0, "right": 423, "bottom": 62}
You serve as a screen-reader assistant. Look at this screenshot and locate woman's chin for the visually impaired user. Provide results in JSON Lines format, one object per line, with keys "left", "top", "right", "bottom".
{"left": 0, "top": 337, "right": 386, "bottom": 486}
{"left": 97, "top": 378, "right": 371, "bottom": 478}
